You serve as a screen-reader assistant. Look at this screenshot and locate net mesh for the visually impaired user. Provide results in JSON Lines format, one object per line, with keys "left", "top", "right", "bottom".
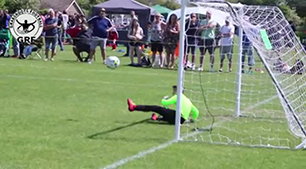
{"left": 180, "top": 1, "right": 306, "bottom": 149}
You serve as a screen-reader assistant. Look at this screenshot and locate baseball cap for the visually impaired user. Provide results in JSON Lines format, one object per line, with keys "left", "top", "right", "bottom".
{"left": 100, "top": 8, "right": 106, "bottom": 12}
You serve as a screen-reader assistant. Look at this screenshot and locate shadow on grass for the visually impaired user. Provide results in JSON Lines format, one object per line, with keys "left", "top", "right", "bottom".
{"left": 87, "top": 118, "right": 172, "bottom": 139}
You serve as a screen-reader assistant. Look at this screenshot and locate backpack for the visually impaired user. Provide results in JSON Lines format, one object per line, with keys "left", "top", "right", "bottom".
{"left": 141, "top": 56, "right": 151, "bottom": 66}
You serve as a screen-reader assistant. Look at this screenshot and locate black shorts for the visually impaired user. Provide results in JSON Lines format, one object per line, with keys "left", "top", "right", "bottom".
{"left": 157, "top": 108, "right": 186, "bottom": 124}
{"left": 184, "top": 37, "right": 197, "bottom": 55}
{"left": 76, "top": 43, "right": 90, "bottom": 53}
{"left": 199, "top": 39, "right": 215, "bottom": 55}
{"left": 129, "top": 42, "right": 142, "bottom": 47}
{"left": 151, "top": 41, "right": 163, "bottom": 52}
{"left": 135, "top": 105, "right": 185, "bottom": 124}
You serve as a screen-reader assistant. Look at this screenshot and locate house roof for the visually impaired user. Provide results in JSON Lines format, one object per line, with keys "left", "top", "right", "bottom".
{"left": 94, "top": 0, "right": 150, "bottom": 10}
{"left": 40, "top": 0, "right": 83, "bottom": 14}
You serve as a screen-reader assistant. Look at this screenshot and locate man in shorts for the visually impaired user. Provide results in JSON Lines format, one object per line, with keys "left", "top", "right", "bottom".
{"left": 198, "top": 11, "right": 217, "bottom": 72}
{"left": 87, "top": 8, "right": 114, "bottom": 64}
{"left": 219, "top": 17, "right": 235, "bottom": 73}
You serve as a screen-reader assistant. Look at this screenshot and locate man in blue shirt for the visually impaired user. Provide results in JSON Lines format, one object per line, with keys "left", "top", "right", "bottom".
{"left": 87, "top": 8, "right": 114, "bottom": 64}
{"left": 44, "top": 9, "right": 58, "bottom": 61}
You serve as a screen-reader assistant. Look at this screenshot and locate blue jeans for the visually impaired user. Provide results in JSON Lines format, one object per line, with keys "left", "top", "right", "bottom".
{"left": 58, "top": 32, "right": 64, "bottom": 51}
{"left": 13, "top": 38, "right": 20, "bottom": 56}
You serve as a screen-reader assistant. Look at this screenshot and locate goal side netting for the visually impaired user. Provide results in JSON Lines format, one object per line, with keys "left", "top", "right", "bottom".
{"left": 176, "top": 0, "right": 306, "bottom": 149}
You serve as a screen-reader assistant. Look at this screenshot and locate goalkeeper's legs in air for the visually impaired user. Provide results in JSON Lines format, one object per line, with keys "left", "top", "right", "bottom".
{"left": 127, "top": 99, "right": 185, "bottom": 124}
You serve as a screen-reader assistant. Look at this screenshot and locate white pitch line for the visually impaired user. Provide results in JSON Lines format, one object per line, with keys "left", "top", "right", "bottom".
{"left": 0, "top": 75, "right": 170, "bottom": 89}
{"left": 243, "top": 95, "right": 279, "bottom": 111}
{"left": 102, "top": 121, "right": 222, "bottom": 169}
{"left": 0, "top": 63, "right": 177, "bottom": 78}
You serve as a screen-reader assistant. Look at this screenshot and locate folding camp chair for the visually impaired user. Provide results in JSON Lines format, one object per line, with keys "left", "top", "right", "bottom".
{"left": 28, "top": 36, "right": 44, "bottom": 59}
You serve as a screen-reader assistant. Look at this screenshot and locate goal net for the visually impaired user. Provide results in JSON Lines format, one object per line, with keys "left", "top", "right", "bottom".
{"left": 176, "top": 0, "right": 306, "bottom": 149}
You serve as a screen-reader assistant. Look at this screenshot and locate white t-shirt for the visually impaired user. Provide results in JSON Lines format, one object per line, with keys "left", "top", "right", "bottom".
{"left": 220, "top": 24, "right": 235, "bottom": 46}
{"left": 62, "top": 14, "right": 69, "bottom": 30}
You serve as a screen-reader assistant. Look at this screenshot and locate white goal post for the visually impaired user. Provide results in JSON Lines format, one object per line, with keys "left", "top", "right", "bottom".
{"left": 175, "top": 0, "right": 306, "bottom": 149}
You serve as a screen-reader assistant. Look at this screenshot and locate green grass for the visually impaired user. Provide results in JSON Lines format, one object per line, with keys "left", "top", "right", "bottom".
{"left": 0, "top": 45, "right": 305, "bottom": 169}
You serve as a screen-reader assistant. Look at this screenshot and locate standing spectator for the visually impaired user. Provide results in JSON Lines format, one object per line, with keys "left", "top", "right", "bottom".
{"left": 108, "top": 27, "right": 119, "bottom": 51}
{"left": 164, "top": 14, "right": 180, "bottom": 69}
{"left": 198, "top": 11, "right": 217, "bottom": 72}
{"left": 44, "top": 9, "right": 58, "bottom": 61}
{"left": 289, "top": 21, "right": 296, "bottom": 33}
{"left": 4, "top": 10, "right": 9, "bottom": 29}
{"left": 62, "top": 10, "right": 69, "bottom": 43}
{"left": 130, "top": 11, "right": 138, "bottom": 20}
{"left": 151, "top": 13, "right": 166, "bottom": 67}
{"left": 242, "top": 32, "right": 255, "bottom": 74}
{"left": 0, "top": 10, "right": 6, "bottom": 29}
{"left": 124, "top": 11, "right": 138, "bottom": 57}
{"left": 55, "top": 11, "right": 64, "bottom": 52}
{"left": 80, "top": 15, "right": 87, "bottom": 24}
{"left": 146, "top": 22, "right": 152, "bottom": 48}
{"left": 68, "top": 15, "right": 76, "bottom": 28}
{"left": 127, "top": 19, "right": 143, "bottom": 66}
{"left": 219, "top": 17, "right": 235, "bottom": 73}
{"left": 87, "top": 8, "right": 114, "bottom": 64}
{"left": 185, "top": 13, "right": 199, "bottom": 70}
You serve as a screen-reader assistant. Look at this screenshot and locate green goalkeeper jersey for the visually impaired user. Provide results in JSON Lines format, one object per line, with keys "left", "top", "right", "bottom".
{"left": 161, "top": 94, "right": 199, "bottom": 120}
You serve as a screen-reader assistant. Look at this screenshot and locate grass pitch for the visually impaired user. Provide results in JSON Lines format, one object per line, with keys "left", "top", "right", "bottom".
{"left": 0, "top": 46, "right": 305, "bottom": 169}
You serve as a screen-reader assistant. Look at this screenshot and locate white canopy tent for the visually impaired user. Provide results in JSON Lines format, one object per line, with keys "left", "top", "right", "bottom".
{"left": 166, "top": 2, "right": 245, "bottom": 25}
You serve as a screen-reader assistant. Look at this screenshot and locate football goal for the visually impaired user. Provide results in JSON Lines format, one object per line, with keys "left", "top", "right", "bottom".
{"left": 174, "top": 0, "right": 306, "bottom": 149}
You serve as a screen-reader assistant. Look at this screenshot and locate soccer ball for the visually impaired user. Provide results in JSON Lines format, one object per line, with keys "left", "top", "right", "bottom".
{"left": 106, "top": 56, "right": 120, "bottom": 69}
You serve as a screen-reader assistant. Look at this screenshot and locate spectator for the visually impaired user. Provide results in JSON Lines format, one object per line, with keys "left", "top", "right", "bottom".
{"left": 19, "top": 36, "right": 44, "bottom": 59}
{"left": 72, "top": 24, "right": 92, "bottom": 62}
{"left": 130, "top": 11, "right": 138, "bottom": 21}
{"left": 124, "top": 11, "right": 138, "bottom": 57}
{"left": 68, "top": 15, "right": 76, "bottom": 28}
{"left": 185, "top": 13, "right": 199, "bottom": 70}
{"left": 127, "top": 18, "right": 143, "bottom": 66}
{"left": 219, "top": 17, "right": 235, "bottom": 73}
{"left": 146, "top": 21, "right": 152, "bottom": 48}
{"left": 164, "top": 14, "right": 180, "bottom": 69}
{"left": 198, "top": 10, "right": 217, "bottom": 72}
{"left": 62, "top": 10, "right": 69, "bottom": 43}
{"left": 242, "top": 32, "right": 255, "bottom": 74}
{"left": 289, "top": 21, "right": 296, "bottom": 33}
{"left": 108, "top": 27, "right": 119, "bottom": 51}
{"left": 44, "top": 8, "right": 58, "bottom": 61}
{"left": 87, "top": 8, "right": 114, "bottom": 64}
{"left": 151, "top": 13, "right": 166, "bottom": 68}
{"left": 4, "top": 10, "right": 9, "bottom": 29}
{"left": 0, "top": 10, "right": 6, "bottom": 29}
{"left": 55, "top": 11, "right": 64, "bottom": 52}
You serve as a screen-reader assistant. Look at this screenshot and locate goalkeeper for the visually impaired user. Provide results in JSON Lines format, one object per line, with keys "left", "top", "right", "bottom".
{"left": 127, "top": 85, "right": 199, "bottom": 124}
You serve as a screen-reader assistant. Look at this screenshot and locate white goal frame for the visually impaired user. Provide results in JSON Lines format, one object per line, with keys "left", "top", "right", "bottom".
{"left": 174, "top": 0, "right": 306, "bottom": 149}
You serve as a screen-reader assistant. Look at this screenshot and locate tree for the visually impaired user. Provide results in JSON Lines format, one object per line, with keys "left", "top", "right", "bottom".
{"left": 5, "top": 0, "right": 40, "bottom": 13}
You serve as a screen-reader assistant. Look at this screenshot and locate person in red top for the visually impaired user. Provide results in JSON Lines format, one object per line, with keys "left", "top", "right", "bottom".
{"left": 108, "top": 27, "right": 118, "bottom": 51}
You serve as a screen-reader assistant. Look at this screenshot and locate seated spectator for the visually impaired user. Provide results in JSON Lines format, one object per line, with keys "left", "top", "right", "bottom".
{"left": 19, "top": 36, "right": 44, "bottom": 59}
{"left": 0, "top": 39, "right": 8, "bottom": 57}
{"left": 66, "top": 25, "right": 81, "bottom": 44}
{"left": 72, "top": 24, "right": 92, "bottom": 62}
